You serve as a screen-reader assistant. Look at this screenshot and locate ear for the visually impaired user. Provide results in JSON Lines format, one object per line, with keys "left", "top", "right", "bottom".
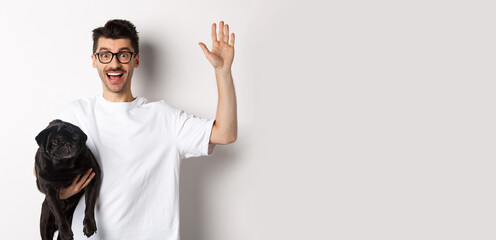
{"left": 134, "top": 53, "right": 140, "bottom": 68}
{"left": 35, "top": 119, "right": 63, "bottom": 151}
{"left": 92, "top": 53, "right": 97, "bottom": 68}
{"left": 35, "top": 127, "right": 54, "bottom": 151}
{"left": 72, "top": 124, "right": 88, "bottom": 145}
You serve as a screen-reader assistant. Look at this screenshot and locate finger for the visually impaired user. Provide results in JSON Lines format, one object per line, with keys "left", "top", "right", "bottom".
{"left": 224, "top": 24, "right": 229, "bottom": 43}
{"left": 230, "top": 33, "right": 235, "bottom": 47}
{"left": 198, "top": 42, "right": 211, "bottom": 56}
{"left": 72, "top": 174, "right": 82, "bottom": 185}
{"left": 81, "top": 172, "right": 96, "bottom": 189}
{"left": 218, "top": 21, "right": 224, "bottom": 44}
{"left": 211, "top": 23, "right": 217, "bottom": 42}
{"left": 76, "top": 170, "right": 93, "bottom": 191}
{"left": 76, "top": 168, "right": 93, "bottom": 185}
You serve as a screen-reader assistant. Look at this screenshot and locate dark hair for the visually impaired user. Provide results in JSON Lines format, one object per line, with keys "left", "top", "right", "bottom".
{"left": 92, "top": 19, "right": 139, "bottom": 54}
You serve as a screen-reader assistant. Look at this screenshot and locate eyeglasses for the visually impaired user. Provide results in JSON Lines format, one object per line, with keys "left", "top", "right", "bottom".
{"left": 94, "top": 51, "right": 136, "bottom": 64}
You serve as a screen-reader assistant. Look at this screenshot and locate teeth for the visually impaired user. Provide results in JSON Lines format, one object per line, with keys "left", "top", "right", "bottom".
{"left": 107, "top": 73, "right": 123, "bottom": 76}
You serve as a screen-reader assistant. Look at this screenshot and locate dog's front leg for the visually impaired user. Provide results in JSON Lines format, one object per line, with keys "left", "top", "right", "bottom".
{"left": 82, "top": 175, "right": 100, "bottom": 237}
{"left": 46, "top": 188, "right": 73, "bottom": 240}
{"left": 40, "top": 200, "right": 56, "bottom": 240}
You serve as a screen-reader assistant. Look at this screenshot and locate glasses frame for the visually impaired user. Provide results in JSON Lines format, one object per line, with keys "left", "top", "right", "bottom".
{"left": 93, "top": 51, "right": 137, "bottom": 64}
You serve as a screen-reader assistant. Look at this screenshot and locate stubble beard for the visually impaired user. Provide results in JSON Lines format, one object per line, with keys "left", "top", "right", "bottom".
{"left": 102, "top": 77, "right": 130, "bottom": 93}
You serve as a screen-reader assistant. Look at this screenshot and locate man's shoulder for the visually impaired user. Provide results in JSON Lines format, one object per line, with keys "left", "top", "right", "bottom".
{"left": 58, "top": 96, "right": 97, "bottom": 120}
{"left": 141, "top": 98, "right": 181, "bottom": 114}
{"left": 63, "top": 96, "right": 97, "bottom": 111}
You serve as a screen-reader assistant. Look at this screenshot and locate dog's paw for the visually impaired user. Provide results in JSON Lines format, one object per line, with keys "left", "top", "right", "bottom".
{"left": 83, "top": 217, "right": 97, "bottom": 237}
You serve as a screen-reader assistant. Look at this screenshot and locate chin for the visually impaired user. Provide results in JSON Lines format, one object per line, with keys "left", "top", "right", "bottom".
{"left": 103, "top": 79, "right": 129, "bottom": 93}
{"left": 107, "top": 85, "right": 125, "bottom": 93}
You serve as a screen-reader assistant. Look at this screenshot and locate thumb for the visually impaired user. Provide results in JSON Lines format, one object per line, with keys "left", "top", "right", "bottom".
{"left": 198, "top": 42, "right": 211, "bottom": 56}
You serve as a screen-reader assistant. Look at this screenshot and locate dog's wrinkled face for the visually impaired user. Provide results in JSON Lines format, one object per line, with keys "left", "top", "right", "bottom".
{"left": 49, "top": 130, "right": 80, "bottom": 160}
{"left": 36, "top": 120, "right": 87, "bottom": 169}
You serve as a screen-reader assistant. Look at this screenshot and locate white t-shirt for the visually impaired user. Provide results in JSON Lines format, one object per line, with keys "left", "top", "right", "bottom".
{"left": 57, "top": 94, "right": 216, "bottom": 240}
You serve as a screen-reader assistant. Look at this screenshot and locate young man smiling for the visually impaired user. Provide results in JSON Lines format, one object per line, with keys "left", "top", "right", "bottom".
{"left": 93, "top": 38, "right": 139, "bottom": 101}
{"left": 49, "top": 19, "right": 237, "bottom": 240}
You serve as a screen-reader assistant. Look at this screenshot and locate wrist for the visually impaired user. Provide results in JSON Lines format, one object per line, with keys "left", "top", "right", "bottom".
{"left": 215, "top": 67, "right": 231, "bottom": 75}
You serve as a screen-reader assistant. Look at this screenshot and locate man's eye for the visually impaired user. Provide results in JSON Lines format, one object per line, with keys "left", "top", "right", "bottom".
{"left": 102, "top": 53, "right": 110, "bottom": 58}
{"left": 119, "top": 53, "right": 129, "bottom": 58}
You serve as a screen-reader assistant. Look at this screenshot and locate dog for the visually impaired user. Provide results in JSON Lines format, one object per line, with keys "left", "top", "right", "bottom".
{"left": 35, "top": 119, "right": 101, "bottom": 240}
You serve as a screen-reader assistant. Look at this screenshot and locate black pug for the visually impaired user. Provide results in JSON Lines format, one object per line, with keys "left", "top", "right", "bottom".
{"left": 35, "top": 119, "right": 101, "bottom": 240}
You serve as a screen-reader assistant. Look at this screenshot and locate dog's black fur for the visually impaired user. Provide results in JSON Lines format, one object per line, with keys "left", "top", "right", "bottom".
{"left": 35, "top": 119, "right": 101, "bottom": 240}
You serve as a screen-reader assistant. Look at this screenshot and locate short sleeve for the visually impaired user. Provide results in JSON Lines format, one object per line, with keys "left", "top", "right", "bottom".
{"left": 57, "top": 101, "right": 79, "bottom": 125}
{"left": 175, "top": 110, "right": 216, "bottom": 159}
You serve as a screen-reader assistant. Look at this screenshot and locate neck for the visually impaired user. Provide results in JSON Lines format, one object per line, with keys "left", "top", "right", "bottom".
{"left": 102, "top": 90, "right": 136, "bottom": 102}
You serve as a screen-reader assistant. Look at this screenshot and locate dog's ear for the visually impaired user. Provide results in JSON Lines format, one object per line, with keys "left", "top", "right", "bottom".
{"left": 72, "top": 124, "right": 88, "bottom": 146}
{"left": 35, "top": 127, "right": 53, "bottom": 151}
{"left": 35, "top": 120, "right": 62, "bottom": 151}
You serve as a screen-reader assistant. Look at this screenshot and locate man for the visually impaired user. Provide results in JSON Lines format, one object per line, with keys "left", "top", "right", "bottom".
{"left": 45, "top": 19, "right": 237, "bottom": 240}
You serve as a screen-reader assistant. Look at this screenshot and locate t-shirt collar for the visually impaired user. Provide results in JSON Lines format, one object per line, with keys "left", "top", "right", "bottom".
{"left": 96, "top": 93, "right": 145, "bottom": 110}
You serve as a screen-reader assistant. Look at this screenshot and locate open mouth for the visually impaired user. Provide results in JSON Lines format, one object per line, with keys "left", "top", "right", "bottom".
{"left": 106, "top": 72, "right": 124, "bottom": 83}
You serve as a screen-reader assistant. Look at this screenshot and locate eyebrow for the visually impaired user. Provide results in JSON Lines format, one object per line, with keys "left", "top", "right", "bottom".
{"left": 97, "top": 47, "right": 133, "bottom": 52}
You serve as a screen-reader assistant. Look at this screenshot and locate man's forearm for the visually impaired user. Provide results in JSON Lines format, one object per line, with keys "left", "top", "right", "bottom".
{"left": 211, "top": 68, "right": 237, "bottom": 144}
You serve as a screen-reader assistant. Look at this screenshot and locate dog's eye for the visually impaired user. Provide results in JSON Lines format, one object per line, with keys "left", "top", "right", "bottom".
{"left": 51, "top": 138, "right": 60, "bottom": 145}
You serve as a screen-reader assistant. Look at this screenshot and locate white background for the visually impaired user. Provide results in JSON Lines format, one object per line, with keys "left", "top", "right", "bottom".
{"left": 0, "top": 0, "right": 495, "bottom": 239}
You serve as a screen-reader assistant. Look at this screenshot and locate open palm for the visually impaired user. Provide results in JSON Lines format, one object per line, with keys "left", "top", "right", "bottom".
{"left": 199, "top": 21, "right": 235, "bottom": 70}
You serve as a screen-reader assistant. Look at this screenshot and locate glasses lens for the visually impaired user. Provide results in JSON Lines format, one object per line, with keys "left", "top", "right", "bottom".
{"left": 117, "top": 52, "right": 132, "bottom": 63}
{"left": 98, "top": 51, "right": 113, "bottom": 63}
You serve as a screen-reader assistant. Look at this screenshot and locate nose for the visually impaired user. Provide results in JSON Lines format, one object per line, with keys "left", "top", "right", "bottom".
{"left": 108, "top": 54, "right": 122, "bottom": 68}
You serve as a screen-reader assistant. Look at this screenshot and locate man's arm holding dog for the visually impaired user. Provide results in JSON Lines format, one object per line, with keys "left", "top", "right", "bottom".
{"left": 34, "top": 167, "right": 95, "bottom": 199}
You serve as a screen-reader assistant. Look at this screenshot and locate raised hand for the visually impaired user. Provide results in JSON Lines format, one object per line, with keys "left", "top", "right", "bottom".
{"left": 198, "top": 21, "right": 235, "bottom": 71}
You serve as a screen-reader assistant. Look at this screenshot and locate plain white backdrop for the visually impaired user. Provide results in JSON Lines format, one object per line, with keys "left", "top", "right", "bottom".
{"left": 0, "top": 0, "right": 495, "bottom": 239}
